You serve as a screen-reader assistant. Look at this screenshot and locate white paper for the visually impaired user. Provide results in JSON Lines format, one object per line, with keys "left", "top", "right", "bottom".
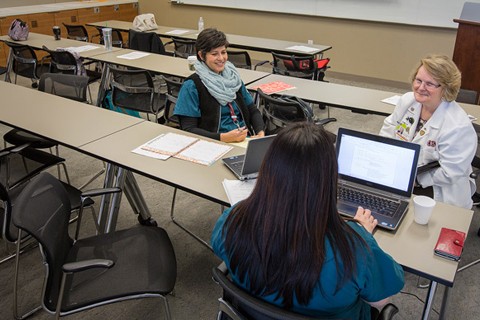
{"left": 381, "top": 95, "right": 401, "bottom": 106}
{"left": 59, "top": 45, "right": 100, "bottom": 53}
{"left": 165, "top": 29, "right": 190, "bottom": 35}
{"left": 285, "top": 45, "right": 318, "bottom": 53}
{"left": 176, "top": 140, "right": 233, "bottom": 166}
{"left": 222, "top": 179, "right": 256, "bottom": 205}
{"left": 134, "top": 132, "right": 198, "bottom": 158}
{"left": 117, "top": 51, "right": 151, "bottom": 60}
{"left": 132, "top": 146, "right": 170, "bottom": 160}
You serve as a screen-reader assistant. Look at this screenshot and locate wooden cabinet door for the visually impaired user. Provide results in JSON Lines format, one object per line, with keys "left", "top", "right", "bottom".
{"left": 77, "top": 7, "right": 102, "bottom": 41}
{"left": 100, "top": 5, "right": 117, "bottom": 22}
{"left": 53, "top": 9, "right": 79, "bottom": 38}
{"left": 28, "top": 12, "right": 55, "bottom": 35}
{"left": 117, "top": 3, "right": 139, "bottom": 22}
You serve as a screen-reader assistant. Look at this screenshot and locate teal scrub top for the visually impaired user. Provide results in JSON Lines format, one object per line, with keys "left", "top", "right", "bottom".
{"left": 173, "top": 79, "right": 253, "bottom": 133}
{"left": 211, "top": 205, "right": 405, "bottom": 320}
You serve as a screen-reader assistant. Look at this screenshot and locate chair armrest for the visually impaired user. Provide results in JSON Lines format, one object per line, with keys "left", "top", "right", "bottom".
{"left": 376, "top": 303, "right": 399, "bottom": 320}
{"left": 63, "top": 259, "right": 114, "bottom": 273}
{"left": 253, "top": 60, "right": 271, "bottom": 70}
{"left": 81, "top": 187, "right": 121, "bottom": 198}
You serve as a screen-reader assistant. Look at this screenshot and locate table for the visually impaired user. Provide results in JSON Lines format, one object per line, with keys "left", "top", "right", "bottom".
{"left": 247, "top": 74, "right": 480, "bottom": 122}
{"left": 86, "top": 20, "right": 332, "bottom": 56}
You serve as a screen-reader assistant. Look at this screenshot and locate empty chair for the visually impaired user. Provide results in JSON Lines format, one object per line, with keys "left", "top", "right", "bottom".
{"left": 212, "top": 265, "right": 399, "bottom": 320}
{"left": 109, "top": 66, "right": 165, "bottom": 121}
{"left": 161, "top": 76, "right": 183, "bottom": 126}
{"left": 12, "top": 172, "right": 177, "bottom": 320}
{"left": 172, "top": 37, "right": 196, "bottom": 58}
{"left": 128, "top": 29, "right": 169, "bottom": 55}
{"left": 256, "top": 88, "right": 336, "bottom": 135}
{"left": 63, "top": 23, "right": 89, "bottom": 42}
{"left": 271, "top": 51, "right": 330, "bottom": 81}
{"left": 93, "top": 26, "right": 125, "bottom": 48}
{"left": 4, "top": 42, "right": 49, "bottom": 88}
{"left": 227, "top": 50, "right": 252, "bottom": 70}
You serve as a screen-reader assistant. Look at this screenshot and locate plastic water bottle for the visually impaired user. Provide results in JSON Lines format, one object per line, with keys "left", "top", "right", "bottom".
{"left": 198, "top": 17, "right": 204, "bottom": 32}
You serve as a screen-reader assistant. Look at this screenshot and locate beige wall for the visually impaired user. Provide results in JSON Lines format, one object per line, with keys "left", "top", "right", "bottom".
{"left": 139, "top": 0, "right": 458, "bottom": 85}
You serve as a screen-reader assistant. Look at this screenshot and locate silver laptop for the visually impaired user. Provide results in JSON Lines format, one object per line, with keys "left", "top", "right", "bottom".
{"left": 222, "top": 135, "right": 276, "bottom": 180}
{"left": 336, "top": 128, "right": 420, "bottom": 231}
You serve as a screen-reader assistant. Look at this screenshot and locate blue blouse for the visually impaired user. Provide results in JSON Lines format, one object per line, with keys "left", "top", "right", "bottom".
{"left": 211, "top": 206, "right": 405, "bottom": 320}
{"left": 173, "top": 79, "right": 254, "bottom": 133}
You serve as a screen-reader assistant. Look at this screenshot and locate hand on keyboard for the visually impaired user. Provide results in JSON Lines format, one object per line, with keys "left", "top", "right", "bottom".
{"left": 354, "top": 207, "right": 378, "bottom": 234}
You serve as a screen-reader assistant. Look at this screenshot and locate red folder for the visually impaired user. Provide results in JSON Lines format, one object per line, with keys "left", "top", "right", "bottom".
{"left": 434, "top": 228, "right": 466, "bottom": 261}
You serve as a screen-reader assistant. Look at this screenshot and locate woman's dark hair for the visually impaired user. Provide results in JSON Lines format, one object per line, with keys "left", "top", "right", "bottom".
{"left": 223, "top": 122, "right": 366, "bottom": 309}
{"left": 195, "top": 28, "right": 229, "bottom": 61}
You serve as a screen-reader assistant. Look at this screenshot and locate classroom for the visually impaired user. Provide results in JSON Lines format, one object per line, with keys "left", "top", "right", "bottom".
{"left": 0, "top": 0, "right": 479, "bottom": 319}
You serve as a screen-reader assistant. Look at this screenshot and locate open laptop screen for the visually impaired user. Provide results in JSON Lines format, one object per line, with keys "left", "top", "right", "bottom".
{"left": 336, "top": 128, "right": 420, "bottom": 197}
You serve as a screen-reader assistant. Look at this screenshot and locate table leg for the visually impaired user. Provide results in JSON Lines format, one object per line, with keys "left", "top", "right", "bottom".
{"left": 5, "top": 47, "right": 13, "bottom": 83}
{"left": 124, "top": 171, "right": 152, "bottom": 221}
{"left": 421, "top": 280, "right": 438, "bottom": 320}
{"left": 104, "top": 166, "right": 126, "bottom": 233}
{"left": 438, "top": 286, "right": 451, "bottom": 320}
{"left": 97, "top": 162, "right": 116, "bottom": 233}
{"left": 96, "top": 62, "right": 109, "bottom": 107}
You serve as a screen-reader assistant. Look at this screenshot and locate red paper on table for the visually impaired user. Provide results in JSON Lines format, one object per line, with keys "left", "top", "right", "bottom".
{"left": 251, "top": 81, "right": 296, "bottom": 94}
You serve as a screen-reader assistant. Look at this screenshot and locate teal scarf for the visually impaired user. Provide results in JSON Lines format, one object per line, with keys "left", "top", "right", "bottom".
{"left": 194, "top": 60, "right": 242, "bottom": 106}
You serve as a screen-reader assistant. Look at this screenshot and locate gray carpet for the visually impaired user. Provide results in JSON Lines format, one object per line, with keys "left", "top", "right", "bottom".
{"left": 0, "top": 74, "right": 479, "bottom": 320}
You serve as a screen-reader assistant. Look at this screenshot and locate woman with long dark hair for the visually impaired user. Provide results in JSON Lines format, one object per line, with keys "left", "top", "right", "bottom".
{"left": 211, "top": 122, "right": 404, "bottom": 319}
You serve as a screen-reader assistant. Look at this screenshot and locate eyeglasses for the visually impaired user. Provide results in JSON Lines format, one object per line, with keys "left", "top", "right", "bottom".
{"left": 414, "top": 78, "right": 441, "bottom": 89}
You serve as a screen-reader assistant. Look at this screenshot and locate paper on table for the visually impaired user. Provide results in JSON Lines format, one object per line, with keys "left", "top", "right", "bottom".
{"left": 381, "top": 95, "right": 401, "bottom": 106}
{"left": 175, "top": 140, "right": 233, "bottom": 166}
{"left": 285, "top": 45, "right": 318, "bottom": 53}
{"left": 135, "top": 132, "right": 198, "bottom": 158}
{"left": 251, "top": 81, "right": 295, "bottom": 95}
{"left": 222, "top": 179, "right": 256, "bottom": 205}
{"left": 132, "top": 145, "right": 170, "bottom": 160}
{"left": 59, "top": 45, "right": 100, "bottom": 53}
{"left": 117, "top": 51, "right": 151, "bottom": 60}
{"left": 165, "top": 29, "right": 190, "bottom": 35}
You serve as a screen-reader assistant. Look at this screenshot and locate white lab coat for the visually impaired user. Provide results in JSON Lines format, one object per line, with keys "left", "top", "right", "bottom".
{"left": 379, "top": 92, "right": 476, "bottom": 209}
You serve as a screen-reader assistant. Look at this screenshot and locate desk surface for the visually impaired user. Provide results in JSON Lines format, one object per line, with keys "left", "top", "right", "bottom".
{"left": 248, "top": 74, "right": 480, "bottom": 121}
{"left": 91, "top": 48, "right": 270, "bottom": 85}
{"left": 87, "top": 20, "right": 332, "bottom": 55}
{"left": 375, "top": 200, "right": 472, "bottom": 287}
{"left": 78, "top": 121, "right": 243, "bottom": 206}
{"left": 0, "top": 33, "right": 122, "bottom": 58}
{"left": 0, "top": 81, "right": 144, "bottom": 148}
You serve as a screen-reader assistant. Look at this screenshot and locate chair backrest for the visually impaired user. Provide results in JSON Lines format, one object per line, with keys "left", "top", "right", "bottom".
{"left": 128, "top": 29, "right": 166, "bottom": 55}
{"left": 12, "top": 172, "right": 73, "bottom": 312}
{"left": 172, "top": 37, "right": 196, "bottom": 59}
{"left": 271, "top": 52, "right": 330, "bottom": 81}
{"left": 5, "top": 42, "right": 39, "bottom": 78}
{"left": 42, "top": 46, "right": 78, "bottom": 74}
{"left": 109, "top": 66, "right": 162, "bottom": 115}
{"left": 457, "top": 88, "right": 479, "bottom": 105}
{"left": 39, "top": 73, "right": 88, "bottom": 103}
{"left": 63, "top": 23, "right": 89, "bottom": 42}
{"left": 212, "top": 266, "right": 315, "bottom": 320}
{"left": 227, "top": 50, "right": 252, "bottom": 70}
{"left": 162, "top": 76, "right": 183, "bottom": 125}
{"left": 256, "top": 89, "right": 313, "bottom": 135}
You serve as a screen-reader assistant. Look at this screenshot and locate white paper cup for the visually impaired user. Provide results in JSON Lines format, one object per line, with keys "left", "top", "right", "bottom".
{"left": 413, "top": 195, "right": 436, "bottom": 225}
{"left": 187, "top": 56, "right": 197, "bottom": 71}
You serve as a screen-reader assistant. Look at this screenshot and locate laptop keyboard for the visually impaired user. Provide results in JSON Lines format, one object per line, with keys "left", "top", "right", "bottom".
{"left": 338, "top": 186, "right": 400, "bottom": 217}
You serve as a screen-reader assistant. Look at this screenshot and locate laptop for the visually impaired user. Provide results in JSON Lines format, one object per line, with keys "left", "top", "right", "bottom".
{"left": 336, "top": 128, "right": 420, "bottom": 231}
{"left": 222, "top": 135, "right": 276, "bottom": 180}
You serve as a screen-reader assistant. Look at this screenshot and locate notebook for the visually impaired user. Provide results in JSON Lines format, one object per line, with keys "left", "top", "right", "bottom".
{"left": 222, "top": 135, "right": 276, "bottom": 180}
{"left": 336, "top": 128, "right": 420, "bottom": 231}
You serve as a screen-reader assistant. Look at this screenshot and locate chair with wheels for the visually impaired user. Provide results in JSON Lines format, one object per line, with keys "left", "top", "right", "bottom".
{"left": 212, "top": 264, "right": 399, "bottom": 320}
{"left": 63, "top": 23, "right": 89, "bottom": 42}
{"left": 256, "top": 88, "right": 336, "bottom": 136}
{"left": 171, "top": 37, "right": 196, "bottom": 59}
{"left": 128, "top": 29, "right": 171, "bottom": 55}
{"left": 271, "top": 51, "right": 331, "bottom": 81}
{"left": 227, "top": 50, "right": 252, "bottom": 70}
{"left": 108, "top": 66, "right": 165, "bottom": 122}
{"left": 161, "top": 75, "right": 183, "bottom": 127}
{"left": 12, "top": 172, "right": 177, "bottom": 320}
{"left": 4, "top": 42, "right": 49, "bottom": 88}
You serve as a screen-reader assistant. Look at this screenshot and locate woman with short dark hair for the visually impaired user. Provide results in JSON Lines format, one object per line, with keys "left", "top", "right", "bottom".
{"left": 174, "top": 28, "right": 265, "bottom": 142}
{"left": 211, "top": 122, "right": 404, "bottom": 319}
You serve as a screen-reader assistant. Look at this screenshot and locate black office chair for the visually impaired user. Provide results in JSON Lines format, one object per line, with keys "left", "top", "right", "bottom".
{"left": 42, "top": 46, "right": 101, "bottom": 103}
{"left": 271, "top": 51, "right": 331, "bottom": 81}
{"left": 161, "top": 75, "right": 183, "bottom": 126}
{"left": 109, "top": 66, "right": 165, "bottom": 122}
{"left": 212, "top": 264, "right": 399, "bottom": 320}
{"left": 128, "top": 29, "right": 171, "bottom": 55}
{"left": 171, "top": 37, "right": 196, "bottom": 59}
{"left": 63, "top": 23, "right": 89, "bottom": 42}
{"left": 4, "top": 42, "right": 50, "bottom": 88}
{"left": 227, "top": 50, "right": 252, "bottom": 70}
{"left": 256, "top": 88, "right": 336, "bottom": 136}
{"left": 12, "top": 172, "right": 177, "bottom": 320}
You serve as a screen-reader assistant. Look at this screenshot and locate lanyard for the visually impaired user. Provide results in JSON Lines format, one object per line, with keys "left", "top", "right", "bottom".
{"left": 227, "top": 102, "right": 241, "bottom": 129}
